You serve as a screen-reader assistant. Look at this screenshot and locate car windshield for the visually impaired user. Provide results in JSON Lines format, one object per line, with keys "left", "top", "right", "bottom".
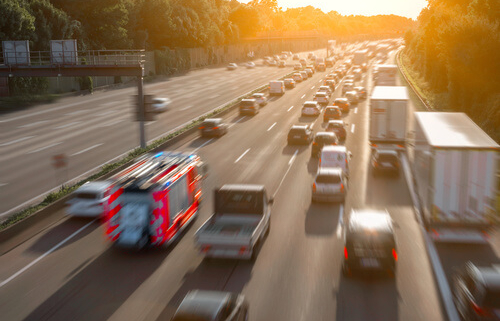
{"left": 325, "top": 109, "right": 338, "bottom": 114}
{"left": 202, "top": 121, "right": 218, "bottom": 127}
{"left": 328, "top": 123, "right": 343, "bottom": 129}
{"left": 315, "top": 135, "right": 335, "bottom": 143}
{"left": 316, "top": 174, "right": 341, "bottom": 184}
{"left": 304, "top": 104, "right": 317, "bottom": 108}
{"left": 75, "top": 192, "right": 98, "bottom": 200}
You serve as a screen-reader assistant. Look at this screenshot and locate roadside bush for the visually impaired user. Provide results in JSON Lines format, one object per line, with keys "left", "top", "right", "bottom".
{"left": 8, "top": 77, "right": 48, "bottom": 96}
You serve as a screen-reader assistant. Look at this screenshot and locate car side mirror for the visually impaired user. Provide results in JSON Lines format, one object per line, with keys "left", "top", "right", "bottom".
{"left": 268, "top": 197, "right": 274, "bottom": 205}
{"left": 348, "top": 152, "right": 353, "bottom": 159}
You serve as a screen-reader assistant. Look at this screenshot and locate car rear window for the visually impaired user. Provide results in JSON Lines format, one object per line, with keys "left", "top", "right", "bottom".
{"left": 202, "top": 120, "right": 218, "bottom": 127}
{"left": 75, "top": 192, "right": 99, "bottom": 200}
{"left": 316, "top": 174, "right": 341, "bottom": 184}
{"left": 215, "top": 190, "right": 264, "bottom": 214}
{"left": 315, "top": 135, "right": 335, "bottom": 143}
{"left": 325, "top": 108, "right": 339, "bottom": 115}
{"left": 303, "top": 103, "right": 317, "bottom": 108}
{"left": 483, "top": 290, "right": 500, "bottom": 308}
{"left": 378, "top": 154, "right": 398, "bottom": 162}
{"left": 241, "top": 100, "right": 255, "bottom": 107}
{"left": 289, "top": 128, "right": 305, "bottom": 135}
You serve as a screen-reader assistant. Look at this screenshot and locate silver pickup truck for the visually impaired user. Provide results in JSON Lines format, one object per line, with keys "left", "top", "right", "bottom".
{"left": 195, "top": 184, "right": 273, "bottom": 260}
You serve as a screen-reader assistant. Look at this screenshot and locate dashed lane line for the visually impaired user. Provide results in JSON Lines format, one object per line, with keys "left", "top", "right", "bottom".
{"left": 235, "top": 148, "right": 250, "bottom": 163}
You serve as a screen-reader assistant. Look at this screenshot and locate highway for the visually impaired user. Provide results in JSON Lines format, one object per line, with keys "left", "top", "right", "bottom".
{"left": 0, "top": 49, "right": 326, "bottom": 217}
{"left": 0, "top": 51, "right": 448, "bottom": 321}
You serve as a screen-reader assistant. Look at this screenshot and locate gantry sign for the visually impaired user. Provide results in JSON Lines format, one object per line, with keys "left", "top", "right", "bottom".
{"left": 0, "top": 40, "right": 158, "bottom": 148}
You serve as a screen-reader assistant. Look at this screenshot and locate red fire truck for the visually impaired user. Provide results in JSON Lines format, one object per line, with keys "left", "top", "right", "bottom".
{"left": 105, "top": 151, "right": 207, "bottom": 248}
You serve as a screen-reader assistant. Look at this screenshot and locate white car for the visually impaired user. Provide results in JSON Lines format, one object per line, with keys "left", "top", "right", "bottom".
{"left": 246, "top": 62, "right": 256, "bottom": 69}
{"left": 345, "top": 91, "right": 359, "bottom": 105}
{"left": 293, "top": 73, "right": 303, "bottom": 82}
{"left": 312, "top": 167, "right": 347, "bottom": 202}
{"left": 301, "top": 101, "right": 321, "bottom": 117}
{"left": 66, "top": 181, "right": 113, "bottom": 217}
{"left": 227, "top": 63, "right": 237, "bottom": 70}
{"left": 252, "top": 93, "right": 268, "bottom": 106}
{"left": 151, "top": 97, "right": 171, "bottom": 112}
{"left": 314, "top": 92, "right": 329, "bottom": 105}
{"left": 294, "top": 63, "right": 302, "bottom": 70}
{"left": 318, "top": 86, "right": 332, "bottom": 97}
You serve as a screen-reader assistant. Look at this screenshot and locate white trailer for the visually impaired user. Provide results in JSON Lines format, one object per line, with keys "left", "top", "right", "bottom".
{"left": 369, "top": 86, "right": 409, "bottom": 152}
{"left": 410, "top": 112, "right": 499, "bottom": 243}
{"left": 353, "top": 49, "right": 368, "bottom": 66}
{"left": 374, "top": 64, "right": 398, "bottom": 86}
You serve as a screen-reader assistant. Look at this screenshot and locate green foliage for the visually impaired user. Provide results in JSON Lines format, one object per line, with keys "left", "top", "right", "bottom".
{"left": 154, "top": 48, "right": 191, "bottom": 75}
{"left": 78, "top": 76, "right": 93, "bottom": 93}
{"left": 8, "top": 77, "right": 49, "bottom": 96}
{"left": 405, "top": 0, "right": 500, "bottom": 142}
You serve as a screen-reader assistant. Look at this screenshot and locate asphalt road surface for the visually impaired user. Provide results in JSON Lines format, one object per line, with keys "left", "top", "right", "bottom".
{"left": 0, "top": 51, "right": 449, "bottom": 321}
{"left": 0, "top": 49, "right": 325, "bottom": 217}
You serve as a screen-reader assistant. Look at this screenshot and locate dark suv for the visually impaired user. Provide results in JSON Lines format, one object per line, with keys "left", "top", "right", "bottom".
{"left": 287, "top": 125, "right": 313, "bottom": 145}
{"left": 311, "top": 132, "right": 338, "bottom": 157}
{"left": 452, "top": 262, "right": 500, "bottom": 321}
{"left": 343, "top": 209, "right": 397, "bottom": 277}
{"left": 323, "top": 106, "right": 342, "bottom": 122}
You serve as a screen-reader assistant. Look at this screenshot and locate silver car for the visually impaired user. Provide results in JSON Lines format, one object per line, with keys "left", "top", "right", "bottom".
{"left": 312, "top": 167, "right": 347, "bottom": 202}
{"left": 66, "top": 181, "right": 113, "bottom": 217}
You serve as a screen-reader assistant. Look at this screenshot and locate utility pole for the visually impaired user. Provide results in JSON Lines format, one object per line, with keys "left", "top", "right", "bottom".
{"left": 137, "top": 76, "right": 146, "bottom": 148}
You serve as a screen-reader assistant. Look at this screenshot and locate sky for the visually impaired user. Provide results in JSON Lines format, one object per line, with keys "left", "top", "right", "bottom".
{"left": 240, "top": 0, "right": 428, "bottom": 19}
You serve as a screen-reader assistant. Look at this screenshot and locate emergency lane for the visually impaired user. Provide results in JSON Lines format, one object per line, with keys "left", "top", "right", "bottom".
{"left": 0, "top": 49, "right": 327, "bottom": 216}
{"left": 0, "top": 53, "right": 444, "bottom": 321}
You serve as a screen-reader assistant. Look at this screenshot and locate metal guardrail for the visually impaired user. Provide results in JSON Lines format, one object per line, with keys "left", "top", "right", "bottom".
{"left": 395, "top": 49, "right": 432, "bottom": 111}
{"left": 0, "top": 50, "right": 146, "bottom": 67}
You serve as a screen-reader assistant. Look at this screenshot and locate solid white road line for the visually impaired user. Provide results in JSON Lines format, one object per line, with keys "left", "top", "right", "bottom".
{"left": 287, "top": 106, "right": 294, "bottom": 112}
{"left": 192, "top": 138, "right": 214, "bottom": 153}
{"left": 318, "top": 79, "right": 323, "bottom": 83}
{"left": 336, "top": 204, "right": 344, "bottom": 238}
{"left": 267, "top": 122, "right": 277, "bottom": 131}
{"left": 288, "top": 149, "right": 298, "bottom": 165}
{"left": 96, "top": 110, "right": 116, "bottom": 117}
{"left": 301, "top": 94, "right": 306, "bottom": 99}
{"left": 354, "top": 107, "right": 358, "bottom": 114}
{"left": 0, "top": 219, "right": 97, "bottom": 289}
{"left": 145, "top": 121, "right": 157, "bottom": 126}
{"left": 273, "top": 149, "right": 298, "bottom": 198}
{"left": 351, "top": 124, "right": 355, "bottom": 133}
{"left": 27, "top": 142, "right": 62, "bottom": 154}
{"left": 228, "top": 116, "right": 246, "bottom": 129}
{"left": 17, "top": 120, "right": 50, "bottom": 129}
{"left": 235, "top": 148, "right": 250, "bottom": 163}
{"left": 311, "top": 86, "right": 315, "bottom": 90}
{"left": 54, "top": 121, "right": 81, "bottom": 130}
{"left": 0, "top": 183, "right": 7, "bottom": 187}
{"left": 180, "top": 105, "right": 192, "bottom": 111}
{"left": 71, "top": 143, "right": 103, "bottom": 157}
{"left": 0, "top": 136, "right": 34, "bottom": 147}
{"left": 65, "top": 109, "right": 88, "bottom": 116}
{"left": 209, "top": 94, "right": 220, "bottom": 99}
{"left": 100, "top": 118, "right": 125, "bottom": 127}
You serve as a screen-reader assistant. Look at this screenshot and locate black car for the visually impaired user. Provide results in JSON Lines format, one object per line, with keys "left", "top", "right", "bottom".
{"left": 323, "top": 106, "right": 342, "bottom": 122}
{"left": 199, "top": 118, "right": 228, "bottom": 137}
{"left": 287, "top": 125, "right": 313, "bottom": 145}
{"left": 343, "top": 209, "right": 397, "bottom": 277}
{"left": 311, "top": 132, "right": 338, "bottom": 157}
{"left": 452, "top": 262, "right": 500, "bottom": 321}
{"left": 326, "top": 120, "right": 347, "bottom": 142}
{"left": 172, "top": 290, "right": 249, "bottom": 321}
{"left": 371, "top": 150, "right": 400, "bottom": 176}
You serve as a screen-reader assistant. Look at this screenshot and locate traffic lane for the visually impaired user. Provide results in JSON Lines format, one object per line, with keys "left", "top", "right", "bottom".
{"left": 0, "top": 70, "right": 324, "bottom": 320}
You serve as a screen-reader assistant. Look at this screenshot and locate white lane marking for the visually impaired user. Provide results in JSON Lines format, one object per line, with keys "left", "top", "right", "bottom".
{"left": 0, "top": 136, "right": 34, "bottom": 147}
{"left": 209, "top": 94, "right": 220, "bottom": 99}
{"left": 180, "top": 105, "right": 192, "bottom": 111}
{"left": 17, "top": 120, "right": 50, "bottom": 129}
{"left": 311, "top": 86, "right": 315, "bottom": 90}
{"left": 273, "top": 149, "right": 298, "bottom": 197}
{"left": 100, "top": 102, "right": 116, "bottom": 107}
{"left": 96, "top": 110, "right": 116, "bottom": 117}
{"left": 65, "top": 109, "right": 88, "bottom": 116}
{"left": 354, "top": 107, "right": 358, "bottom": 114}
{"left": 192, "top": 138, "right": 214, "bottom": 153}
{"left": 318, "top": 79, "right": 323, "bottom": 83}
{"left": 70, "top": 143, "right": 103, "bottom": 157}
{"left": 288, "top": 149, "right": 298, "bottom": 165}
{"left": 27, "top": 142, "right": 62, "bottom": 154}
{"left": 100, "top": 119, "right": 125, "bottom": 127}
{"left": 228, "top": 116, "right": 245, "bottom": 129}
{"left": 351, "top": 124, "right": 355, "bottom": 133}
{"left": 0, "top": 183, "right": 7, "bottom": 187}
{"left": 336, "top": 204, "right": 344, "bottom": 238}
{"left": 54, "top": 121, "right": 81, "bottom": 130}
{"left": 287, "top": 106, "right": 294, "bottom": 112}
{"left": 145, "top": 121, "right": 157, "bottom": 126}
{"left": 235, "top": 148, "right": 250, "bottom": 163}
{"left": 267, "top": 122, "right": 277, "bottom": 131}
{"left": 301, "top": 94, "right": 306, "bottom": 99}
{"left": 0, "top": 219, "right": 97, "bottom": 289}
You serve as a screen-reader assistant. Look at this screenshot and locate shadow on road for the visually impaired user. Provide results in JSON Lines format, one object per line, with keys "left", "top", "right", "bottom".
{"left": 305, "top": 202, "right": 340, "bottom": 236}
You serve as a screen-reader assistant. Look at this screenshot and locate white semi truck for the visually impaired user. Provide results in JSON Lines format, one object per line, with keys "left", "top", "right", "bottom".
{"left": 369, "top": 86, "right": 409, "bottom": 153}
{"left": 409, "top": 112, "right": 499, "bottom": 243}
{"left": 353, "top": 49, "right": 368, "bottom": 66}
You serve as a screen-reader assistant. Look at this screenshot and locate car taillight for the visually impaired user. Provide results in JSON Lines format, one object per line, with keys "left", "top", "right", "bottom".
{"left": 471, "top": 301, "right": 490, "bottom": 316}
{"left": 344, "top": 247, "right": 348, "bottom": 260}
{"left": 313, "top": 142, "right": 317, "bottom": 145}
{"left": 392, "top": 248, "right": 398, "bottom": 261}
{"left": 202, "top": 245, "right": 211, "bottom": 253}
{"left": 213, "top": 126, "right": 219, "bottom": 130}
{"left": 340, "top": 183, "right": 344, "bottom": 193}
{"left": 239, "top": 246, "right": 247, "bottom": 254}
{"left": 312, "top": 183, "right": 316, "bottom": 192}
{"left": 373, "top": 161, "right": 378, "bottom": 167}
{"left": 199, "top": 126, "right": 205, "bottom": 129}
